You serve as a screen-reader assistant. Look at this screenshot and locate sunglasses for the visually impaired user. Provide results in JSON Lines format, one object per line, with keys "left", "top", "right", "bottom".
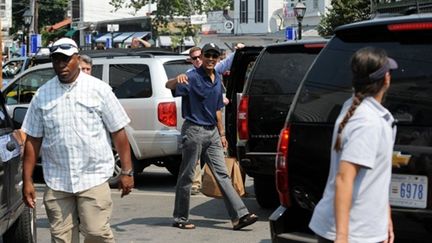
{"left": 50, "top": 44, "right": 77, "bottom": 53}
{"left": 190, "top": 56, "right": 200, "bottom": 60}
{"left": 204, "top": 53, "right": 220, "bottom": 59}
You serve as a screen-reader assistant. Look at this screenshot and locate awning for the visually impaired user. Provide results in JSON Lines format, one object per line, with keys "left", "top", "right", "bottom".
{"left": 183, "top": 36, "right": 195, "bottom": 46}
{"left": 158, "top": 36, "right": 172, "bottom": 47}
{"left": 95, "top": 32, "right": 122, "bottom": 43}
{"left": 113, "top": 32, "right": 134, "bottom": 43}
{"left": 48, "top": 18, "right": 72, "bottom": 32}
{"left": 158, "top": 36, "right": 195, "bottom": 47}
{"left": 64, "top": 29, "right": 77, "bottom": 37}
{"left": 123, "top": 32, "right": 151, "bottom": 44}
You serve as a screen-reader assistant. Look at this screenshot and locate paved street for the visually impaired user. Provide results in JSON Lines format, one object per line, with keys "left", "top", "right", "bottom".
{"left": 34, "top": 166, "right": 274, "bottom": 243}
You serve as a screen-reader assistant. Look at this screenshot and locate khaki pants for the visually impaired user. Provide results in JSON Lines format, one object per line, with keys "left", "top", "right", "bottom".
{"left": 192, "top": 160, "right": 202, "bottom": 189}
{"left": 44, "top": 182, "right": 115, "bottom": 243}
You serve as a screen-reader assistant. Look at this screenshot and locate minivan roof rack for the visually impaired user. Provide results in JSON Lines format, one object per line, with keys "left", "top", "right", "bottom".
{"left": 81, "top": 47, "right": 181, "bottom": 59}
{"left": 372, "top": 0, "right": 432, "bottom": 16}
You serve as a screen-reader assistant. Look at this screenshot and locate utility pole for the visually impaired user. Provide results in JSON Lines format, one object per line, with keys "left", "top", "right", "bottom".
{"left": 34, "top": 0, "right": 39, "bottom": 34}
{"left": 29, "top": 0, "right": 35, "bottom": 34}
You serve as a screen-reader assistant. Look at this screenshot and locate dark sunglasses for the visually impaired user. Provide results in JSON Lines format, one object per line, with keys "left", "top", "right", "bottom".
{"left": 50, "top": 44, "right": 77, "bottom": 53}
{"left": 190, "top": 56, "right": 200, "bottom": 60}
{"left": 204, "top": 53, "right": 220, "bottom": 59}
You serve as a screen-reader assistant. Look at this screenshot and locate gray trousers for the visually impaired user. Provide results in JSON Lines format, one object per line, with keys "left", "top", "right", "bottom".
{"left": 173, "top": 120, "right": 249, "bottom": 223}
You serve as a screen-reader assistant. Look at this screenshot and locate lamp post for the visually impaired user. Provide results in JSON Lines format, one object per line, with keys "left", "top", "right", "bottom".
{"left": 89, "top": 23, "right": 96, "bottom": 50}
{"left": 23, "top": 9, "right": 33, "bottom": 56}
{"left": 294, "top": 1, "right": 306, "bottom": 40}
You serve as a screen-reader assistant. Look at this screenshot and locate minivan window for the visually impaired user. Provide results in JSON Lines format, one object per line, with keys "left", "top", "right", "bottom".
{"left": 92, "top": 64, "right": 103, "bottom": 80}
{"left": 5, "top": 68, "right": 55, "bottom": 105}
{"left": 2, "top": 59, "right": 25, "bottom": 79}
{"left": 294, "top": 38, "right": 432, "bottom": 126}
{"left": 109, "top": 64, "right": 152, "bottom": 99}
{"left": 248, "top": 48, "right": 318, "bottom": 95}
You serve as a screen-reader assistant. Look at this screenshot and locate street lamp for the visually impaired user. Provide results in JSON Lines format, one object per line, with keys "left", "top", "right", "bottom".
{"left": 294, "top": 1, "right": 306, "bottom": 40}
{"left": 89, "top": 23, "right": 96, "bottom": 50}
{"left": 22, "top": 9, "right": 33, "bottom": 56}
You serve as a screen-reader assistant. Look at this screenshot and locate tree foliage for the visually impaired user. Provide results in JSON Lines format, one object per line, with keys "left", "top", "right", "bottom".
{"left": 318, "top": 0, "right": 371, "bottom": 37}
{"left": 38, "top": 0, "right": 69, "bottom": 30}
{"left": 109, "top": 0, "right": 233, "bottom": 40}
{"left": 11, "top": 0, "right": 68, "bottom": 34}
{"left": 109, "top": 0, "right": 232, "bottom": 14}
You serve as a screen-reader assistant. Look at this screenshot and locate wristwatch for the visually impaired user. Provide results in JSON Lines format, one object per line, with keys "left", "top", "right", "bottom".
{"left": 121, "top": 169, "right": 134, "bottom": 177}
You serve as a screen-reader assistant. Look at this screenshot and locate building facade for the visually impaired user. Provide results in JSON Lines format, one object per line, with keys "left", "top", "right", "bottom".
{"left": 1, "top": 0, "right": 12, "bottom": 46}
{"left": 232, "top": 0, "right": 331, "bottom": 35}
{"left": 71, "top": 0, "right": 156, "bottom": 47}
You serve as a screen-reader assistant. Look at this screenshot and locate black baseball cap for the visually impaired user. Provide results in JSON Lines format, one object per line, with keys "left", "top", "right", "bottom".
{"left": 202, "top": 43, "right": 221, "bottom": 55}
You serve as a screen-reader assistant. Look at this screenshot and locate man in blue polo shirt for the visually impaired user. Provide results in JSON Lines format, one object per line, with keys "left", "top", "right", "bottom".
{"left": 166, "top": 43, "right": 257, "bottom": 230}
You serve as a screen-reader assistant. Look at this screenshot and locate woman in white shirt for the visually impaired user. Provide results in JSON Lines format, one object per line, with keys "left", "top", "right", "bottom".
{"left": 309, "top": 47, "right": 398, "bottom": 243}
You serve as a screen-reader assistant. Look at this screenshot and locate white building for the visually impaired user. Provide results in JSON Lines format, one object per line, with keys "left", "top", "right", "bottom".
{"left": 75, "top": 0, "right": 155, "bottom": 23}
{"left": 1, "top": 0, "right": 13, "bottom": 46}
{"left": 232, "top": 0, "right": 331, "bottom": 36}
{"left": 71, "top": 0, "right": 156, "bottom": 46}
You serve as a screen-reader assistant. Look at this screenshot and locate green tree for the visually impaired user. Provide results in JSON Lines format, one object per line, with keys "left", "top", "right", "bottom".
{"left": 109, "top": 0, "right": 232, "bottom": 14}
{"left": 12, "top": 0, "right": 68, "bottom": 34}
{"left": 38, "top": 0, "right": 69, "bottom": 31}
{"left": 109, "top": 0, "right": 233, "bottom": 44}
{"left": 318, "top": 0, "right": 371, "bottom": 37}
{"left": 202, "top": 0, "right": 233, "bottom": 11}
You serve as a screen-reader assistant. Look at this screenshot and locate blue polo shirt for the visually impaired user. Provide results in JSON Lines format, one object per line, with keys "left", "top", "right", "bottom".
{"left": 175, "top": 66, "right": 224, "bottom": 126}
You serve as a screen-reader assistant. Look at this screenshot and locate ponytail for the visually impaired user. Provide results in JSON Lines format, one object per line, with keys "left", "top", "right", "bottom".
{"left": 334, "top": 92, "right": 366, "bottom": 152}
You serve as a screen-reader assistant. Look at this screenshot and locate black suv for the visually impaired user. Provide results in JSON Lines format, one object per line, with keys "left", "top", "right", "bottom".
{"left": 235, "top": 40, "right": 326, "bottom": 208}
{"left": 0, "top": 93, "right": 36, "bottom": 242}
{"left": 270, "top": 13, "right": 432, "bottom": 243}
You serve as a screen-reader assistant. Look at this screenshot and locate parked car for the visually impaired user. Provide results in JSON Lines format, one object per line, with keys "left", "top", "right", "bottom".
{"left": 224, "top": 46, "right": 263, "bottom": 157}
{"left": 2, "top": 55, "right": 51, "bottom": 87}
{"left": 3, "top": 48, "right": 192, "bottom": 185}
{"left": 2, "top": 57, "right": 32, "bottom": 86}
{"left": 0, "top": 92, "right": 36, "bottom": 242}
{"left": 235, "top": 40, "right": 326, "bottom": 208}
{"left": 270, "top": 12, "right": 432, "bottom": 243}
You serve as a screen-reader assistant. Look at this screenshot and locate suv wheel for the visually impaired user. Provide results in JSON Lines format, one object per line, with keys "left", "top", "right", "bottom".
{"left": 3, "top": 207, "right": 37, "bottom": 243}
{"left": 254, "top": 176, "right": 279, "bottom": 209}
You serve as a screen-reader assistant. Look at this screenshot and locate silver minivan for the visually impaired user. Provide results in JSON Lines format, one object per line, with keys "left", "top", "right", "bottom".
{"left": 2, "top": 49, "right": 192, "bottom": 184}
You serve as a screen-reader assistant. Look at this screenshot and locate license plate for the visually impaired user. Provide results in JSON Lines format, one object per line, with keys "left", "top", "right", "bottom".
{"left": 390, "top": 174, "right": 428, "bottom": 209}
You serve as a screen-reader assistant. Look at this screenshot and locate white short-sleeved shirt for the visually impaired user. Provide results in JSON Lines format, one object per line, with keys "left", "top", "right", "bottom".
{"left": 22, "top": 72, "right": 130, "bottom": 193}
{"left": 309, "top": 96, "right": 396, "bottom": 243}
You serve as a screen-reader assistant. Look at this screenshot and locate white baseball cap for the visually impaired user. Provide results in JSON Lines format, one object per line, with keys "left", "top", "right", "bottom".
{"left": 50, "top": 38, "right": 79, "bottom": 56}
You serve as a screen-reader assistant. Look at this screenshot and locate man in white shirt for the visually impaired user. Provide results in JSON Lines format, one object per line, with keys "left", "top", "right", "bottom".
{"left": 21, "top": 38, "right": 134, "bottom": 243}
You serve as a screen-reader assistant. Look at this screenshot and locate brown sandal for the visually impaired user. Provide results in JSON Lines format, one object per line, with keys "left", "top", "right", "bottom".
{"left": 233, "top": 213, "right": 258, "bottom": 230}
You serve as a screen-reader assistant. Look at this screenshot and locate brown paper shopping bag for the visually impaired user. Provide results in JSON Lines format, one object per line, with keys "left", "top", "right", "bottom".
{"left": 201, "top": 157, "right": 246, "bottom": 198}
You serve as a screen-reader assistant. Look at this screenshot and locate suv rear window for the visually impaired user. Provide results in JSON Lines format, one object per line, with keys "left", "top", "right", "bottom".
{"left": 248, "top": 46, "right": 320, "bottom": 95}
{"left": 294, "top": 31, "right": 432, "bottom": 126}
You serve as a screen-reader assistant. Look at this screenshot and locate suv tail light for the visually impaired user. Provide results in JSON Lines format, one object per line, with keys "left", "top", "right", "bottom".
{"left": 388, "top": 22, "right": 432, "bottom": 31}
{"left": 304, "top": 43, "right": 326, "bottom": 49}
{"left": 275, "top": 125, "right": 291, "bottom": 207}
{"left": 158, "top": 102, "right": 177, "bottom": 127}
{"left": 237, "top": 95, "right": 249, "bottom": 140}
